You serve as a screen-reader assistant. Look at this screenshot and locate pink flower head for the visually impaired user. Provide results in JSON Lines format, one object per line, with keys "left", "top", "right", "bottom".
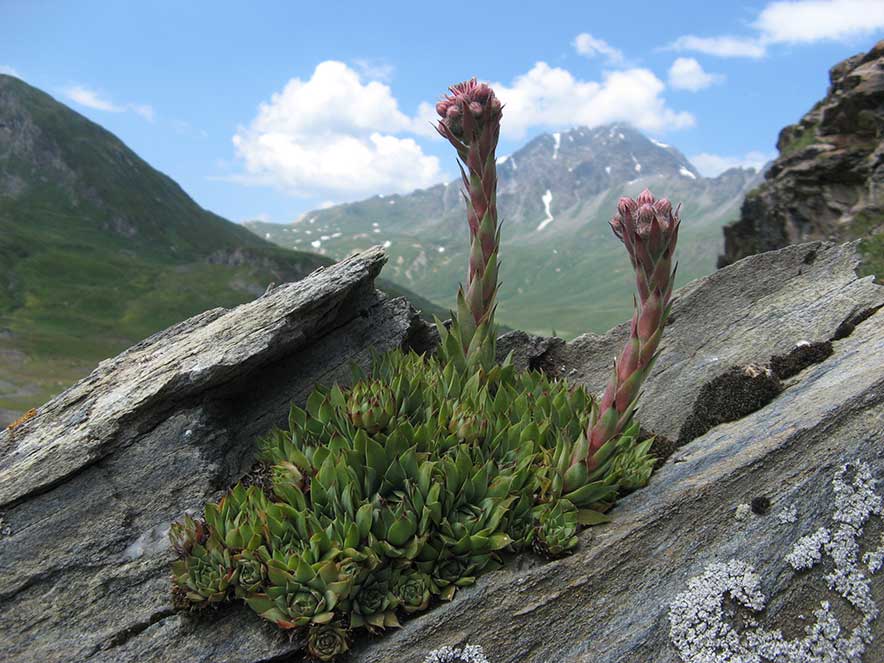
{"left": 610, "top": 189, "right": 680, "bottom": 257}
{"left": 436, "top": 78, "right": 502, "bottom": 144}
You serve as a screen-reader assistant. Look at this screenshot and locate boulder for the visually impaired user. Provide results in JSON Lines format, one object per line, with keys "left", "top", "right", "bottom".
{"left": 2, "top": 241, "right": 883, "bottom": 663}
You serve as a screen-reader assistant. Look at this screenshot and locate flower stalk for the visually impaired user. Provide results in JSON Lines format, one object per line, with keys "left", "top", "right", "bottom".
{"left": 583, "top": 189, "right": 680, "bottom": 466}
{"left": 435, "top": 78, "right": 503, "bottom": 372}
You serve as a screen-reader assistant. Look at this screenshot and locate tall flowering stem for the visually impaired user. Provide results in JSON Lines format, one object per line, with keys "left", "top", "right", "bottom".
{"left": 435, "top": 79, "right": 503, "bottom": 372}
{"left": 584, "top": 189, "right": 681, "bottom": 466}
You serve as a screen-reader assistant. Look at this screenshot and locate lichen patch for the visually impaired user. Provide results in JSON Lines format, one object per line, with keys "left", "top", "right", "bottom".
{"left": 669, "top": 460, "right": 883, "bottom": 662}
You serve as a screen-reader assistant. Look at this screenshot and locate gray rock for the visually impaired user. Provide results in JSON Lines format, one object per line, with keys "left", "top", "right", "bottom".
{"left": 3, "top": 241, "right": 884, "bottom": 663}
{"left": 0, "top": 246, "right": 432, "bottom": 663}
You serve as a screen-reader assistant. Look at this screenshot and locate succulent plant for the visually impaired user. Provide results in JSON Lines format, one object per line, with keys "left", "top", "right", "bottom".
{"left": 171, "top": 536, "right": 236, "bottom": 604}
{"left": 348, "top": 381, "right": 397, "bottom": 434}
{"left": 234, "top": 548, "right": 269, "bottom": 595}
{"left": 584, "top": 189, "right": 680, "bottom": 465}
{"left": 308, "top": 623, "right": 350, "bottom": 661}
{"left": 170, "top": 78, "right": 682, "bottom": 662}
{"left": 533, "top": 499, "right": 579, "bottom": 558}
{"left": 169, "top": 514, "right": 207, "bottom": 557}
{"left": 346, "top": 565, "right": 400, "bottom": 630}
{"left": 391, "top": 568, "right": 433, "bottom": 613}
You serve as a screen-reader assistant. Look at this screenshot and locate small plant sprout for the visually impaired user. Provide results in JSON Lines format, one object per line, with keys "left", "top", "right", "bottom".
{"left": 169, "top": 78, "right": 684, "bottom": 661}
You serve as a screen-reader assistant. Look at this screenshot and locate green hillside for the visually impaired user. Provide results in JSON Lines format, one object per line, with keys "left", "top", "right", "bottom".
{"left": 0, "top": 75, "right": 443, "bottom": 424}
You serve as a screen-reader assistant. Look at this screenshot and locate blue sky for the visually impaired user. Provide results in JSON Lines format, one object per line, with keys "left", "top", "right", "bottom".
{"left": 2, "top": 0, "right": 883, "bottom": 223}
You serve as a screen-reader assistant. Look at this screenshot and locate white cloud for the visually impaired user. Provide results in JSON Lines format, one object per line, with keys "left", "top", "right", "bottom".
{"left": 0, "top": 65, "right": 21, "bottom": 78}
{"left": 689, "top": 150, "right": 775, "bottom": 177}
{"left": 755, "top": 0, "right": 884, "bottom": 44}
{"left": 232, "top": 60, "right": 441, "bottom": 198}
{"left": 670, "top": 0, "right": 884, "bottom": 59}
{"left": 352, "top": 58, "right": 395, "bottom": 83}
{"left": 490, "top": 62, "right": 694, "bottom": 140}
{"left": 65, "top": 85, "right": 123, "bottom": 112}
{"left": 63, "top": 85, "right": 155, "bottom": 121}
{"left": 668, "top": 58, "right": 724, "bottom": 91}
{"left": 573, "top": 33, "right": 625, "bottom": 65}
{"left": 668, "top": 35, "right": 766, "bottom": 59}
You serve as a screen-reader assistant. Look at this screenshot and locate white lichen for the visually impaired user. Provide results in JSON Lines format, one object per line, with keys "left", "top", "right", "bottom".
{"left": 422, "top": 644, "right": 491, "bottom": 663}
{"left": 735, "top": 503, "right": 753, "bottom": 521}
{"left": 779, "top": 505, "right": 799, "bottom": 524}
{"left": 669, "top": 460, "right": 882, "bottom": 663}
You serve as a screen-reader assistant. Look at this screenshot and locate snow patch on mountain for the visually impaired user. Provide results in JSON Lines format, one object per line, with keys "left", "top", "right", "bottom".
{"left": 679, "top": 166, "right": 697, "bottom": 180}
{"left": 536, "top": 190, "right": 554, "bottom": 232}
{"left": 552, "top": 132, "right": 561, "bottom": 160}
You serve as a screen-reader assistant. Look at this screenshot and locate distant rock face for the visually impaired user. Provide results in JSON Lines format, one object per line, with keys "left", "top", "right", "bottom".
{"left": 1, "top": 243, "right": 882, "bottom": 663}
{"left": 719, "top": 40, "right": 884, "bottom": 268}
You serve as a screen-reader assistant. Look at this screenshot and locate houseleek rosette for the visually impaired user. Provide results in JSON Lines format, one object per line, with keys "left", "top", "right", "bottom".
{"left": 308, "top": 624, "right": 350, "bottom": 661}
{"left": 435, "top": 79, "right": 503, "bottom": 373}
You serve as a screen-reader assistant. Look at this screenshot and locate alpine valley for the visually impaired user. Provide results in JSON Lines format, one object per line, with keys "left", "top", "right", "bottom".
{"left": 247, "top": 124, "right": 761, "bottom": 339}
{"left": 0, "top": 74, "right": 445, "bottom": 425}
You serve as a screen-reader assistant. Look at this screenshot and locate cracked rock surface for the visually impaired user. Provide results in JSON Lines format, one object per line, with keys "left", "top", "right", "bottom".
{"left": 2, "top": 241, "right": 884, "bottom": 663}
{"left": 0, "top": 246, "right": 433, "bottom": 663}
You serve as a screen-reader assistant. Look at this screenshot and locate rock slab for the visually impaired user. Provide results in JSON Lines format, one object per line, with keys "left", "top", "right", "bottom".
{"left": 1, "top": 242, "right": 884, "bottom": 663}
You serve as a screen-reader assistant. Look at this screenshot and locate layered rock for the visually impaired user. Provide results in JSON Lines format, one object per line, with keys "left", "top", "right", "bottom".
{"left": 0, "top": 247, "right": 435, "bottom": 663}
{"left": 719, "top": 40, "right": 884, "bottom": 271}
{"left": 2, "top": 242, "right": 883, "bottom": 663}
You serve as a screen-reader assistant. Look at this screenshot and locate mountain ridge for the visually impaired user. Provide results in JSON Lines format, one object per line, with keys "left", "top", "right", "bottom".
{"left": 249, "top": 122, "right": 761, "bottom": 337}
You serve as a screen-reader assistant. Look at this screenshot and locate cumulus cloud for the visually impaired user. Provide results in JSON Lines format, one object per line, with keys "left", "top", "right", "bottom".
{"left": 689, "top": 150, "right": 775, "bottom": 177}
{"left": 668, "top": 58, "right": 724, "bottom": 91}
{"left": 0, "top": 64, "right": 21, "bottom": 78}
{"left": 669, "top": 0, "right": 884, "bottom": 59}
{"left": 64, "top": 85, "right": 155, "bottom": 121}
{"left": 489, "top": 62, "right": 694, "bottom": 140}
{"left": 231, "top": 60, "right": 441, "bottom": 198}
{"left": 573, "top": 33, "right": 625, "bottom": 65}
{"left": 755, "top": 0, "right": 884, "bottom": 43}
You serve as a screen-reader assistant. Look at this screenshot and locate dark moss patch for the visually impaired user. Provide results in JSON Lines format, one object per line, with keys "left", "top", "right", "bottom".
{"left": 677, "top": 364, "right": 783, "bottom": 445}
{"left": 750, "top": 496, "right": 771, "bottom": 515}
{"left": 770, "top": 341, "right": 833, "bottom": 379}
{"left": 833, "top": 307, "right": 879, "bottom": 340}
{"left": 642, "top": 427, "right": 678, "bottom": 469}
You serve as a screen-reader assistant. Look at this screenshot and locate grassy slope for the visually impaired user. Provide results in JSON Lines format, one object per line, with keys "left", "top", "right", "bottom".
{"left": 0, "top": 77, "right": 445, "bottom": 421}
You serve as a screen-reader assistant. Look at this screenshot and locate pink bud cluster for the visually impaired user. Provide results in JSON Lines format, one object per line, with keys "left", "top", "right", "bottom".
{"left": 435, "top": 78, "right": 502, "bottom": 144}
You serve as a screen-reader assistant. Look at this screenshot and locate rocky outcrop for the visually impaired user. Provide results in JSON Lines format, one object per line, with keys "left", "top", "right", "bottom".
{"left": 0, "top": 247, "right": 435, "bottom": 663}
{"left": 719, "top": 40, "right": 884, "bottom": 270}
{"left": 2, "top": 242, "right": 883, "bottom": 662}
